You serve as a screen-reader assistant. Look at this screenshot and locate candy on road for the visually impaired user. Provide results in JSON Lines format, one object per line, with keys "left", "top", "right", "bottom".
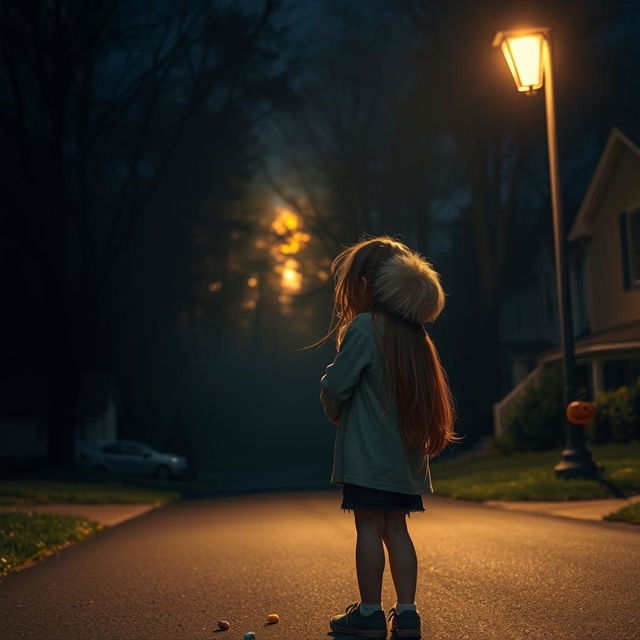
{"left": 243, "top": 633, "right": 256, "bottom": 640}
{"left": 217, "top": 619, "right": 230, "bottom": 630}
{"left": 267, "top": 613, "right": 279, "bottom": 623}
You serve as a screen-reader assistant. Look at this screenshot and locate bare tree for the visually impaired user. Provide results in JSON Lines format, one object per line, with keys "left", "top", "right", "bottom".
{"left": 263, "top": 0, "right": 458, "bottom": 258}
{"left": 0, "top": 0, "right": 294, "bottom": 466}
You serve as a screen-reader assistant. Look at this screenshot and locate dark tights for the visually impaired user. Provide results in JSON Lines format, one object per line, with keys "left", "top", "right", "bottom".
{"left": 353, "top": 508, "right": 417, "bottom": 604}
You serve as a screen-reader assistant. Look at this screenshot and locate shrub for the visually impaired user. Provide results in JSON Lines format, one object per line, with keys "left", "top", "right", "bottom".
{"left": 498, "top": 361, "right": 564, "bottom": 453}
{"left": 586, "top": 376, "right": 640, "bottom": 444}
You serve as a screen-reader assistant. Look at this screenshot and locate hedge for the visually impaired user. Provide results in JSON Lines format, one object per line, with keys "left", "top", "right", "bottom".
{"left": 494, "top": 362, "right": 639, "bottom": 453}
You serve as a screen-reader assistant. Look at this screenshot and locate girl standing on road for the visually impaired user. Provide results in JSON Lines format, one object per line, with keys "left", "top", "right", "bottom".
{"left": 314, "top": 235, "right": 463, "bottom": 639}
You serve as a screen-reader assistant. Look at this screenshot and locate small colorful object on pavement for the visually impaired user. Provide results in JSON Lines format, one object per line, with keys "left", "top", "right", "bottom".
{"left": 217, "top": 619, "right": 231, "bottom": 630}
{"left": 243, "top": 633, "right": 256, "bottom": 640}
{"left": 266, "top": 613, "right": 279, "bottom": 624}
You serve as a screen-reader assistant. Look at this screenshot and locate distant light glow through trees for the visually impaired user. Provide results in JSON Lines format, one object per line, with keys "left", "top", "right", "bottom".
{"left": 268, "top": 207, "right": 311, "bottom": 310}
{"left": 234, "top": 200, "right": 331, "bottom": 327}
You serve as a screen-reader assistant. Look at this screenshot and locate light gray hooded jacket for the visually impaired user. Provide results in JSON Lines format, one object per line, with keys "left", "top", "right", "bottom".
{"left": 320, "top": 312, "right": 433, "bottom": 494}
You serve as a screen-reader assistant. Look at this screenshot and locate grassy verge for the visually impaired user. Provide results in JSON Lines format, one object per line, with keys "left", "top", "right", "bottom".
{"left": 0, "top": 478, "right": 183, "bottom": 505}
{"left": 604, "top": 501, "right": 640, "bottom": 525}
{"left": 0, "top": 510, "right": 105, "bottom": 576}
{"left": 430, "top": 441, "right": 640, "bottom": 502}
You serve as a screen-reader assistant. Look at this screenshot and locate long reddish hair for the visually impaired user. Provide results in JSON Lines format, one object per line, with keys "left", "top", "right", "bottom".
{"left": 309, "top": 234, "right": 463, "bottom": 458}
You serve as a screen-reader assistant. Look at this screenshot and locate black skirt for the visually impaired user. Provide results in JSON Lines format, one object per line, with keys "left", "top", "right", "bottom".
{"left": 341, "top": 482, "right": 425, "bottom": 518}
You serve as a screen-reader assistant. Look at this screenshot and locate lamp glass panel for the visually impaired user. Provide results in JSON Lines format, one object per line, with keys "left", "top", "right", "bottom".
{"left": 502, "top": 35, "right": 544, "bottom": 91}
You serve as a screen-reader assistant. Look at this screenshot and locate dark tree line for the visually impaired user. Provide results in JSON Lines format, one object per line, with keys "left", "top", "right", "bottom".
{"left": 1, "top": 0, "right": 296, "bottom": 467}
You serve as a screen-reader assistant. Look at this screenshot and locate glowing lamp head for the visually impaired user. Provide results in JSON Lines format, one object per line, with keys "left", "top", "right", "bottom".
{"left": 493, "top": 29, "right": 548, "bottom": 94}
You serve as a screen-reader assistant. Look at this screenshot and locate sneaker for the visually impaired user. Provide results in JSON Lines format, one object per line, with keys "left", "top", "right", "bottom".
{"left": 330, "top": 602, "right": 388, "bottom": 639}
{"left": 388, "top": 606, "right": 421, "bottom": 638}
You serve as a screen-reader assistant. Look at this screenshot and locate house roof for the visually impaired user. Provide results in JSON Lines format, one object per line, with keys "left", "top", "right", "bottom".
{"left": 534, "top": 318, "right": 640, "bottom": 363}
{"left": 568, "top": 126, "right": 640, "bottom": 241}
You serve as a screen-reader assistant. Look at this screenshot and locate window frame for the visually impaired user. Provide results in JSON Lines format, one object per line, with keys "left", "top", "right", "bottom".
{"left": 620, "top": 203, "right": 640, "bottom": 290}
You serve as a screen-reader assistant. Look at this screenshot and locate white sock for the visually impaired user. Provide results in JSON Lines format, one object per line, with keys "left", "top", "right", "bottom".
{"left": 359, "top": 602, "right": 382, "bottom": 616}
{"left": 395, "top": 602, "right": 417, "bottom": 614}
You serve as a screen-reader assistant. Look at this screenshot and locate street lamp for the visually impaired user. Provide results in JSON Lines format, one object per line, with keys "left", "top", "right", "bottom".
{"left": 492, "top": 28, "right": 598, "bottom": 480}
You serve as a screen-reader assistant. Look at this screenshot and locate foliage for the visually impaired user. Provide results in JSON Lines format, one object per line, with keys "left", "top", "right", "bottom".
{"left": 495, "top": 361, "right": 564, "bottom": 453}
{"left": 496, "top": 367, "right": 640, "bottom": 452}
{"left": 585, "top": 377, "right": 640, "bottom": 444}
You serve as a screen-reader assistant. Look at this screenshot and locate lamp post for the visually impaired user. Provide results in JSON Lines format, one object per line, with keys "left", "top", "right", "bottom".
{"left": 492, "top": 28, "right": 598, "bottom": 480}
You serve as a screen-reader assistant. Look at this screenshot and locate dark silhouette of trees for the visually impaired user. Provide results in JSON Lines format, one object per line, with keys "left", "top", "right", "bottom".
{"left": 264, "top": 0, "right": 458, "bottom": 255}
{"left": 1, "top": 0, "right": 296, "bottom": 467}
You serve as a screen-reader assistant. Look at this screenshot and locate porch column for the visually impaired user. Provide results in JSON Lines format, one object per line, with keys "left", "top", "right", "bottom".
{"left": 591, "top": 359, "right": 604, "bottom": 395}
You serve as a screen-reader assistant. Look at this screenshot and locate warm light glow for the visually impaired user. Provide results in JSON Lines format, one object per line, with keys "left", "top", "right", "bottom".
{"left": 208, "top": 281, "right": 222, "bottom": 293}
{"left": 493, "top": 30, "right": 547, "bottom": 93}
{"left": 247, "top": 277, "right": 258, "bottom": 288}
{"left": 271, "top": 207, "right": 299, "bottom": 235}
{"left": 241, "top": 299, "right": 257, "bottom": 310}
{"left": 279, "top": 239, "right": 299, "bottom": 254}
{"left": 277, "top": 258, "right": 302, "bottom": 292}
{"left": 262, "top": 205, "right": 313, "bottom": 306}
{"left": 316, "top": 269, "right": 329, "bottom": 281}
{"left": 282, "top": 268, "right": 300, "bottom": 287}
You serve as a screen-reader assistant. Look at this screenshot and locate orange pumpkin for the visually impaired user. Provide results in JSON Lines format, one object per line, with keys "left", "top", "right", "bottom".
{"left": 566, "top": 400, "right": 595, "bottom": 425}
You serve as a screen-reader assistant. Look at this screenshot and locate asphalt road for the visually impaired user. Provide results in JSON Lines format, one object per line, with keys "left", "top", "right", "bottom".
{"left": 1, "top": 490, "right": 639, "bottom": 640}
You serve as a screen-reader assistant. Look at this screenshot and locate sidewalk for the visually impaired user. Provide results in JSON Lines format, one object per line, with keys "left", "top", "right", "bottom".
{"left": 483, "top": 494, "right": 640, "bottom": 521}
{"left": 2, "top": 493, "right": 639, "bottom": 526}
{"left": 0, "top": 503, "right": 161, "bottom": 527}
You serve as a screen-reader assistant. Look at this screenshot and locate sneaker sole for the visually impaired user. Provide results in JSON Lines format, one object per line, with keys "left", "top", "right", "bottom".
{"left": 329, "top": 619, "right": 387, "bottom": 638}
{"left": 391, "top": 626, "right": 422, "bottom": 638}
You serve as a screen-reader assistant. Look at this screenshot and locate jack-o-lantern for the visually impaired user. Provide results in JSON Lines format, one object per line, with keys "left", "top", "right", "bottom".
{"left": 566, "top": 400, "right": 595, "bottom": 425}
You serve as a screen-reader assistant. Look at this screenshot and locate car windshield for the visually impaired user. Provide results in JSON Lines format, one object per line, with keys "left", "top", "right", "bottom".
{"left": 125, "top": 442, "right": 153, "bottom": 455}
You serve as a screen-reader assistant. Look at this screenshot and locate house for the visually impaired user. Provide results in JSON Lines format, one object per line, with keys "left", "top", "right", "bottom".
{"left": 0, "top": 371, "right": 121, "bottom": 462}
{"left": 494, "top": 126, "right": 640, "bottom": 437}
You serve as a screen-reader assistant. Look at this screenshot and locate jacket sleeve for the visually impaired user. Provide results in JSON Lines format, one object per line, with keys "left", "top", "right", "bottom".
{"left": 320, "top": 323, "right": 372, "bottom": 424}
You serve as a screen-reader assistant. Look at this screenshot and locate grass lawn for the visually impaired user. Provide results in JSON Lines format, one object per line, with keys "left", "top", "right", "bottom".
{"left": 0, "top": 478, "right": 183, "bottom": 505}
{"left": 0, "top": 510, "right": 105, "bottom": 575}
{"left": 604, "top": 500, "right": 640, "bottom": 525}
{"left": 430, "top": 441, "right": 640, "bottom": 501}
{"left": 0, "top": 463, "right": 226, "bottom": 505}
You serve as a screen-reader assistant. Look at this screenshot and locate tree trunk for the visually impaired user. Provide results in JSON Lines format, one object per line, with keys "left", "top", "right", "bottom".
{"left": 44, "top": 282, "right": 81, "bottom": 470}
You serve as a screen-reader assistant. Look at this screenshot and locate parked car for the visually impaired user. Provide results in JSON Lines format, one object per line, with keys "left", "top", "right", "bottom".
{"left": 78, "top": 440, "right": 191, "bottom": 480}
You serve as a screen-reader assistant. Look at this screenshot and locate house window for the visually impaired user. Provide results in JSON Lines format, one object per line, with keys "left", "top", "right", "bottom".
{"left": 619, "top": 207, "right": 640, "bottom": 290}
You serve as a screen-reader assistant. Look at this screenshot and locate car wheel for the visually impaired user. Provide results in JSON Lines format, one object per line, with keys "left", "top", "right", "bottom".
{"left": 155, "top": 465, "right": 171, "bottom": 480}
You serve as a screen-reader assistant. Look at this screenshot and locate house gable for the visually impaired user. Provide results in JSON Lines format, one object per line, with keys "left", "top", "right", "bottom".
{"left": 569, "top": 127, "right": 640, "bottom": 241}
